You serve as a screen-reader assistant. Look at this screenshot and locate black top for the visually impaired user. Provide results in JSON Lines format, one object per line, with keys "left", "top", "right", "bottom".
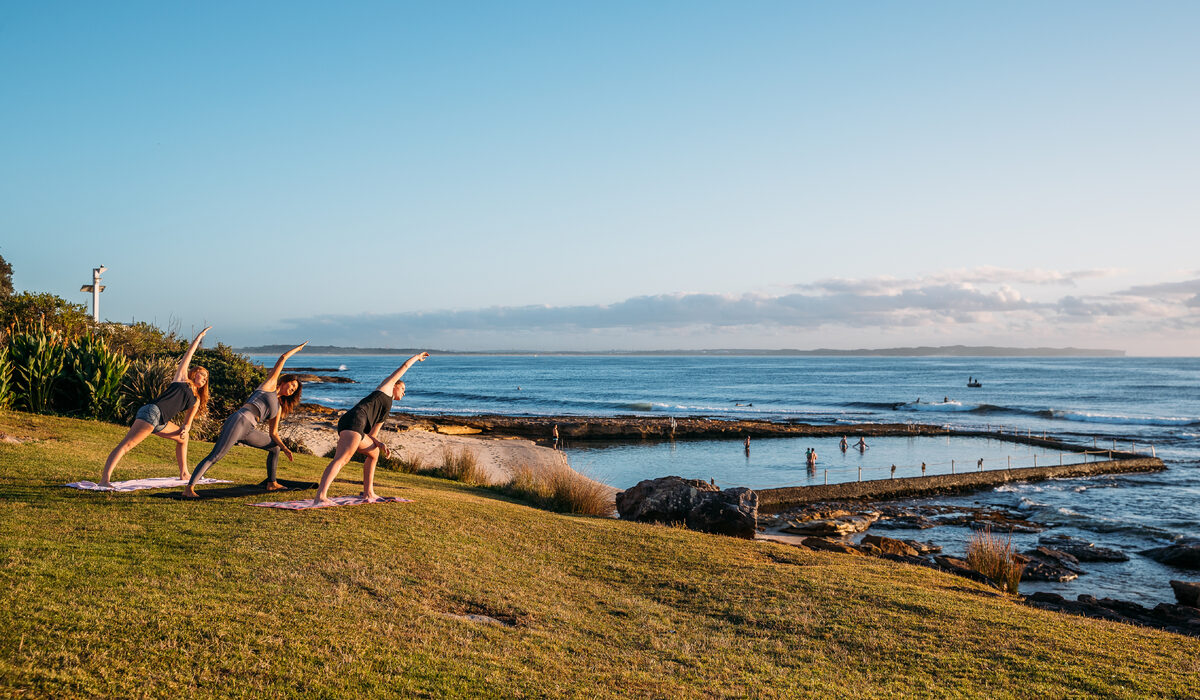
{"left": 347, "top": 390, "right": 393, "bottom": 433}
{"left": 243, "top": 389, "right": 280, "bottom": 423}
{"left": 152, "top": 381, "right": 196, "bottom": 419}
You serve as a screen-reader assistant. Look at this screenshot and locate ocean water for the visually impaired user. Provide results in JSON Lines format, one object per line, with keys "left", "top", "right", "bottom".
{"left": 255, "top": 354, "right": 1200, "bottom": 605}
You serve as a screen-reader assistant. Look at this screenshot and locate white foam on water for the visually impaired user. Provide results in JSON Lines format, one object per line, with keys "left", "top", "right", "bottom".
{"left": 1049, "top": 410, "right": 1198, "bottom": 427}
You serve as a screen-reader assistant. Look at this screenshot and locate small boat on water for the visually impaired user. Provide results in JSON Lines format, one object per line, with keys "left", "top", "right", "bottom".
{"left": 967, "top": 376, "right": 982, "bottom": 388}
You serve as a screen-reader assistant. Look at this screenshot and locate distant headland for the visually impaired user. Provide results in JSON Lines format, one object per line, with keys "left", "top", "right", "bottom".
{"left": 236, "top": 344, "right": 1125, "bottom": 357}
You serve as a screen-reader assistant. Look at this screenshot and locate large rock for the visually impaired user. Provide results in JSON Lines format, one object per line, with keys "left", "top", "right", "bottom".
{"left": 1170, "top": 580, "right": 1200, "bottom": 608}
{"left": 802, "top": 537, "right": 862, "bottom": 555}
{"left": 782, "top": 515, "right": 874, "bottom": 536}
{"left": 616, "top": 476, "right": 718, "bottom": 524}
{"left": 685, "top": 487, "right": 757, "bottom": 540}
{"left": 1017, "top": 548, "right": 1081, "bottom": 582}
{"left": 860, "top": 534, "right": 919, "bottom": 557}
{"left": 1141, "top": 543, "right": 1200, "bottom": 570}
{"left": 1038, "top": 534, "right": 1128, "bottom": 562}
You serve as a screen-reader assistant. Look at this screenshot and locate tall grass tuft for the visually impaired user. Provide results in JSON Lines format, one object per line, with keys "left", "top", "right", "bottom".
{"left": 120, "top": 356, "right": 177, "bottom": 418}
{"left": 499, "top": 460, "right": 615, "bottom": 517}
{"left": 966, "top": 526, "right": 1025, "bottom": 593}
{"left": 437, "top": 448, "right": 488, "bottom": 485}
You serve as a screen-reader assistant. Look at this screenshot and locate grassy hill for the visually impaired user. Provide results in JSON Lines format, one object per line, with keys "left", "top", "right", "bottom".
{"left": 1, "top": 412, "right": 1196, "bottom": 698}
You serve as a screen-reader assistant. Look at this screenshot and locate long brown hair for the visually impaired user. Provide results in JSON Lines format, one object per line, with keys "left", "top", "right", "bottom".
{"left": 188, "top": 367, "right": 211, "bottom": 416}
{"left": 278, "top": 373, "right": 303, "bottom": 418}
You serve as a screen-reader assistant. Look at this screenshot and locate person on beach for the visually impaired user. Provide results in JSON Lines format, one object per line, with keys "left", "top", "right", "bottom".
{"left": 99, "top": 327, "right": 212, "bottom": 487}
{"left": 182, "top": 342, "right": 307, "bottom": 497}
{"left": 312, "top": 352, "right": 429, "bottom": 505}
{"left": 552, "top": 424, "right": 559, "bottom": 449}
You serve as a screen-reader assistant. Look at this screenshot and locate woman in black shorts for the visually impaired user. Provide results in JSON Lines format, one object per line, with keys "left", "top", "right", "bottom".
{"left": 312, "top": 352, "right": 428, "bottom": 505}
{"left": 99, "top": 326, "right": 212, "bottom": 487}
{"left": 182, "top": 342, "right": 307, "bottom": 498}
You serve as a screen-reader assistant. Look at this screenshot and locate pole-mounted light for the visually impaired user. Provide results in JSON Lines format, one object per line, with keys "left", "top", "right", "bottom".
{"left": 80, "top": 265, "right": 107, "bottom": 322}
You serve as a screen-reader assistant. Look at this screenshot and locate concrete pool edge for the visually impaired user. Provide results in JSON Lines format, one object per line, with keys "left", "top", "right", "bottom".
{"left": 756, "top": 455, "right": 1166, "bottom": 512}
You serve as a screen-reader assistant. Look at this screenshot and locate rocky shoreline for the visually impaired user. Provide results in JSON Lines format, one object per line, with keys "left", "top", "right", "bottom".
{"left": 759, "top": 499, "right": 1200, "bottom": 637}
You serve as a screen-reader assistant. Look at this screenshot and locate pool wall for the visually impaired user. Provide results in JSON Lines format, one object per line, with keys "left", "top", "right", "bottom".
{"left": 757, "top": 454, "right": 1166, "bottom": 512}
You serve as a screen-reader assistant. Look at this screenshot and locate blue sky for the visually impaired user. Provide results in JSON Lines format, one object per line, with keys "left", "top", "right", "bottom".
{"left": 2, "top": 2, "right": 1197, "bottom": 353}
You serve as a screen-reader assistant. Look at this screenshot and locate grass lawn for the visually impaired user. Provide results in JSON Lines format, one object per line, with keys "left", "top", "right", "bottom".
{"left": 1, "top": 411, "right": 1198, "bottom": 698}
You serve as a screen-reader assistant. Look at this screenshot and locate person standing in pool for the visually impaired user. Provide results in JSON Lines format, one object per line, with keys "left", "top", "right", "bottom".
{"left": 312, "top": 352, "right": 429, "bottom": 505}
{"left": 839, "top": 436, "right": 849, "bottom": 452}
{"left": 182, "top": 342, "right": 307, "bottom": 498}
{"left": 99, "top": 327, "right": 212, "bottom": 487}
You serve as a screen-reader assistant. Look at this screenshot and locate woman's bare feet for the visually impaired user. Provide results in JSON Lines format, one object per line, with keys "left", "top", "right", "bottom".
{"left": 312, "top": 496, "right": 334, "bottom": 507}
{"left": 360, "top": 491, "right": 380, "bottom": 503}
{"left": 265, "top": 481, "right": 287, "bottom": 492}
{"left": 181, "top": 486, "right": 199, "bottom": 498}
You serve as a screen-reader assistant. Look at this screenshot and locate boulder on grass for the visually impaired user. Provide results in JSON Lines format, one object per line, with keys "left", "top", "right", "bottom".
{"left": 802, "top": 537, "right": 862, "bottom": 555}
{"left": 616, "top": 476, "right": 718, "bottom": 524}
{"left": 685, "top": 487, "right": 757, "bottom": 540}
{"left": 782, "top": 515, "right": 874, "bottom": 536}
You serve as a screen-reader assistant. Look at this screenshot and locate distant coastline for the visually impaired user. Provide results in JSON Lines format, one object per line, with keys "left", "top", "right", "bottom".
{"left": 236, "top": 344, "right": 1126, "bottom": 357}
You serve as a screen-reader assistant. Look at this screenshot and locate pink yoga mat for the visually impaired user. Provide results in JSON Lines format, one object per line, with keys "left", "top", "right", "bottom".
{"left": 249, "top": 495, "right": 413, "bottom": 510}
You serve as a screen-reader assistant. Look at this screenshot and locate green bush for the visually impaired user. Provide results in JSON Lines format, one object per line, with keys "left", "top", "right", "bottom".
{"left": 61, "top": 334, "right": 129, "bottom": 420}
{"left": 7, "top": 321, "right": 67, "bottom": 413}
{"left": 192, "top": 343, "right": 267, "bottom": 420}
{"left": 99, "top": 322, "right": 186, "bottom": 360}
{"left": 0, "top": 292, "right": 92, "bottom": 336}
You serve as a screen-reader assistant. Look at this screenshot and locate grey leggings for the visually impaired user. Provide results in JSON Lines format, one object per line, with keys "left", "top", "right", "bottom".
{"left": 188, "top": 410, "right": 279, "bottom": 486}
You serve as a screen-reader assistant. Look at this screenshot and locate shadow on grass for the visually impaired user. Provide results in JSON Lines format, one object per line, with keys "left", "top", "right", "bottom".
{"left": 149, "top": 479, "right": 317, "bottom": 500}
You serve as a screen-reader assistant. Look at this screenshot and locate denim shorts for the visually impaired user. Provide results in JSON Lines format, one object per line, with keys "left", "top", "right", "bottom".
{"left": 135, "top": 403, "right": 167, "bottom": 430}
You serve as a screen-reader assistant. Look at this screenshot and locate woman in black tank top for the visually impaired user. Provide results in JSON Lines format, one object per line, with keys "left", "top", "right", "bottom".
{"left": 99, "top": 327, "right": 212, "bottom": 487}
{"left": 312, "top": 352, "right": 429, "bottom": 505}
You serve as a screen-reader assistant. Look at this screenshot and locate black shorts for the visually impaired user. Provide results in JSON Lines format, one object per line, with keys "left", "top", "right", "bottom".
{"left": 336, "top": 409, "right": 368, "bottom": 435}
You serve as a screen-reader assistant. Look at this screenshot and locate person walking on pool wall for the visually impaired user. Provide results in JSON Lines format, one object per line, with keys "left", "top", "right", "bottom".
{"left": 182, "top": 342, "right": 308, "bottom": 498}
{"left": 99, "top": 326, "right": 212, "bottom": 487}
{"left": 312, "top": 352, "right": 429, "bottom": 505}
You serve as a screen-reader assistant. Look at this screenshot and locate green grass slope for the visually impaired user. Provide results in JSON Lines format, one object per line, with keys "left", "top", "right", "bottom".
{"left": 1, "top": 412, "right": 1197, "bottom": 698}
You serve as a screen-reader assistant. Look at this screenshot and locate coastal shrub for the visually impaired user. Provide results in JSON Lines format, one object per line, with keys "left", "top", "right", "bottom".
{"left": 379, "top": 453, "right": 428, "bottom": 474}
{"left": 966, "top": 527, "right": 1025, "bottom": 593}
{"left": 7, "top": 321, "right": 67, "bottom": 414}
{"left": 437, "top": 448, "right": 488, "bottom": 485}
{"left": 0, "top": 292, "right": 92, "bottom": 336}
{"left": 191, "top": 343, "right": 267, "bottom": 420}
{"left": 498, "top": 463, "right": 615, "bottom": 517}
{"left": 60, "top": 333, "right": 129, "bottom": 420}
{"left": 99, "top": 321, "right": 186, "bottom": 360}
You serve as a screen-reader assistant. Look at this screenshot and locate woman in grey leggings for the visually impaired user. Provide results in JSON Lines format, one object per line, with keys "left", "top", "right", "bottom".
{"left": 182, "top": 342, "right": 307, "bottom": 497}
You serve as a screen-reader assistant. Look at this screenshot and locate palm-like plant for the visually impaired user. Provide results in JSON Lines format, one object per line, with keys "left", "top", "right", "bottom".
{"left": 64, "top": 333, "right": 129, "bottom": 420}
{"left": 8, "top": 320, "right": 67, "bottom": 414}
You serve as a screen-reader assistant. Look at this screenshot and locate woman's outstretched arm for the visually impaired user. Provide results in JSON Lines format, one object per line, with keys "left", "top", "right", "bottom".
{"left": 374, "top": 352, "right": 429, "bottom": 393}
{"left": 259, "top": 342, "right": 308, "bottom": 391}
{"left": 172, "top": 326, "right": 212, "bottom": 383}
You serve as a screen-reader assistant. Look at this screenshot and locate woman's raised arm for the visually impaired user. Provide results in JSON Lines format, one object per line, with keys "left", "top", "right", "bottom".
{"left": 259, "top": 342, "right": 308, "bottom": 391}
{"left": 374, "top": 352, "right": 429, "bottom": 393}
{"left": 172, "top": 326, "right": 212, "bottom": 382}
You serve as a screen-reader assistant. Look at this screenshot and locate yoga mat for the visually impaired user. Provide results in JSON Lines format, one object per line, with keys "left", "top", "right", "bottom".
{"left": 249, "top": 495, "right": 414, "bottom": 510}
{"left": 151, "top": 479, "right": 317, "bottom": 501}
{"left": 66, "top": 477, "right": 231, "bottom": 492}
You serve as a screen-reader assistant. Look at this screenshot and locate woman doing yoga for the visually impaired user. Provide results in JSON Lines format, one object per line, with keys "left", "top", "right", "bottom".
{"left": 99, "top": 327, "right": 212, "bottom": 487}
{"left": 182, "top": 342, "right": 307, "bottom": 498}
{"left": 312, "top": 352, "right": 428, "bottom": 506}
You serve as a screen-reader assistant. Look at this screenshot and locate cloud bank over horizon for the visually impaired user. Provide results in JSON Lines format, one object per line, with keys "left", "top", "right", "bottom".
{"left": 262, "top": 268, "right": 1200, "bottom": 355}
